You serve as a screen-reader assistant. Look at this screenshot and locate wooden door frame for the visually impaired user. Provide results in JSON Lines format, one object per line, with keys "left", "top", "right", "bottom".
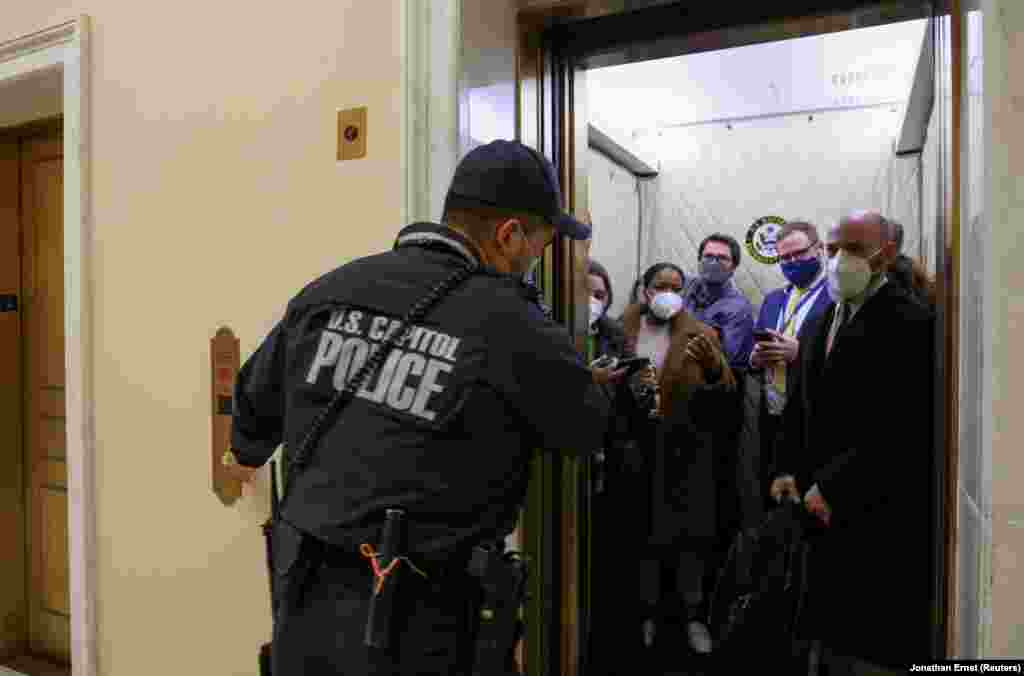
{"left": 0, "top": 17, "right": 95, "bottom": 676}
{"left": 520, "top": 0, "right": 963, "bottom": 670}
{"left": 517, "top": 7, "right": 592, "bottom": 676}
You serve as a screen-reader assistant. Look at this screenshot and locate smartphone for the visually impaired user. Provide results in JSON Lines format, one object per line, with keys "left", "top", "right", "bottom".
{"left": 753, "top": 329, "right": 777, "bottom": 343}
{"left": 616, "top": 356, "right": 652, "bottom": 377}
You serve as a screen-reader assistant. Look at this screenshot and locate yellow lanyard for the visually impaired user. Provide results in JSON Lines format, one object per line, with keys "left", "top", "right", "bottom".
{"left": 769, "top": 283, "right": 818, "bottom": 400}
{"left": 777, "top": 278, "right": 826, "bottom": 337}
{"left": 779, "top": 287, "right": 806, "bottom": 336}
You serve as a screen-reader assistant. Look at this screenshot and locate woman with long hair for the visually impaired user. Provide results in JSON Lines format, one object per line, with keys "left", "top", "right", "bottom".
{"left": 887, "top": 254, "right": 936, "bottom": 312}
{"left": 587, "top": 259, "right": 626, "bottom": 359}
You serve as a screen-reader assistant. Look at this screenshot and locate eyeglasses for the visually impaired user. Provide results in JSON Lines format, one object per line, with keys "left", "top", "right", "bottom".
{"left": 778, "top": 245, "right": 817, "bottom": 264}
{"left": 702, "top": 254, "right": 732, "bottom": 264}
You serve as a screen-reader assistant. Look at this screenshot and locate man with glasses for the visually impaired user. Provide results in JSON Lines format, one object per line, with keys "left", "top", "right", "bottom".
{"left": 750, "top": 221, "right": 833, "bottom": 490}
{"left": 682, "top": 233, "right": 755, "bottom": 375}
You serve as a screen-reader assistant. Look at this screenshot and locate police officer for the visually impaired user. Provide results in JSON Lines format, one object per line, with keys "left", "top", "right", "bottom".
{"left": 226, "top": 139, "right": 627, "bottom": 675}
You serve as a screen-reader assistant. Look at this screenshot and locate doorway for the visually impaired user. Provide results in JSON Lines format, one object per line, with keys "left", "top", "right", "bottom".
{"left": 513, "top": 1, "right": 957, "bottom": 674}
{"left": 0, "top": 17, "right": 95, "bottom": 676}
{"left": 0, "top": 120, "right": 71, "bottom": 676}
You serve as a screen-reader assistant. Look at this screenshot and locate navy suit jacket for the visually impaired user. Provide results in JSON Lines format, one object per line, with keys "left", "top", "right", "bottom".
{"left": 754, "top": 281, "right": 833, "bottom": 341}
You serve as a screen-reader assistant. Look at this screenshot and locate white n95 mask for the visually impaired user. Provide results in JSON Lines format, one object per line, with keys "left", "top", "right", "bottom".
{"left": 828, "top": 249, "right": 880, "bottom": 300}
{"left": 589, "top": 297, "right": 605, "bottom": 328}
{"left": 649, "top": 292, "right": 683, "bottom": 321}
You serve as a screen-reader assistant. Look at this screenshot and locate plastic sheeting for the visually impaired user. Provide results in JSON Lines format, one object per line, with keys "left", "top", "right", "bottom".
{"left": 587, "top": 149, "right": 642, "bottom": 317}
{"left": 592, "top": 104, "right": 926, "bottom": 312}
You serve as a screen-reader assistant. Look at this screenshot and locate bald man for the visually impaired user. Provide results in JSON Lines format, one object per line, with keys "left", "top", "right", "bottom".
{"left": 768, "top": 211, "right": 936, "bottom": 674}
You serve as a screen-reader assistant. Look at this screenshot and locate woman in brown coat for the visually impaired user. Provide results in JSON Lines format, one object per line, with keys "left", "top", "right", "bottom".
{"left": 616, "top": 263, "right": 739, "bottom": 661}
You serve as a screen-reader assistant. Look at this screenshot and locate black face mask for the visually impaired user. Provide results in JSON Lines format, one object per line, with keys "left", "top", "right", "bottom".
{"left": 781, "top": 255, "right": 823, "bottom": 288}
{"left": 700, "top": 258, "right": 733, "bottom": 285}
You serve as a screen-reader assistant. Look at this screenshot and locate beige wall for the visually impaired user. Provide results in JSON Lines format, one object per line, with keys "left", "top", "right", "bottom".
{"left": 1, "top": 2, "right": 403, "bottom": 674}
{"left": 984, "top": 0, "right": 1024, "bottom": 658}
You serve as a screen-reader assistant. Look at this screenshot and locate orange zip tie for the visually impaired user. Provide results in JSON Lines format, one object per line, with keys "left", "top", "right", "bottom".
{"left": 359, "top": 544, "right": 428, "bottom": 596}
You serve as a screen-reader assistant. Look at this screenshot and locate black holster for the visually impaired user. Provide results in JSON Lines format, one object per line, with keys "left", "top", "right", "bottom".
{"left": 467, "top": 544, "right": 529, "bottom": 676}
{"left": 260, "top": 518, "right": 275, "bottom": 676}
{"left": 364, "top": 508, "right": 409, "bottom": 650}
{"left": 260, "top": 459, "right": 281, "bottom": 676}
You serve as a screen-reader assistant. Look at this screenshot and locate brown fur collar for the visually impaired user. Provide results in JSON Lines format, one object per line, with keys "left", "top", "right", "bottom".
{"left": 620, "top": 303, "right": 736, "bottom": 422}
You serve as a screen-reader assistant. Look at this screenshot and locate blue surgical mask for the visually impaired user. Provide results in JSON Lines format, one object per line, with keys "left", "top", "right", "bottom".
{"left": 781, "top": 256, "right": 823, "bottom": 289}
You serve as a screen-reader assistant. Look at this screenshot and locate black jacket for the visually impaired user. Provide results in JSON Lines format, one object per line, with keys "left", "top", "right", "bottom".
{"left": 232, "top": 223, "right": 609, "bottom": 554}
{"left": 591, "top": 316, "right": 626, "bottom": 360}
{"left": 771, "top": 281, "right": 935, "bottom": 666}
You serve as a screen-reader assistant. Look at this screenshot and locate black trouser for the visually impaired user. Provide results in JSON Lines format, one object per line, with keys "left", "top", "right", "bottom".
{"left": 587, "top": 492, "right": 653, "bottom": 675}
{"left": 759, "top": 409, "right": 783, "bottom": 493}
{"left": 272, "top": 522, "right": 480, "bottom": 676}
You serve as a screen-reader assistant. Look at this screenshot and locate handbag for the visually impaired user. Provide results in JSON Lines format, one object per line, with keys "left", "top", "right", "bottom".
{"left": 708, "top": 495, "right": 812, "bottom": 670}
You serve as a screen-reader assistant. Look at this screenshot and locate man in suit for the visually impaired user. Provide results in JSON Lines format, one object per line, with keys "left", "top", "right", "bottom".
{"left": 750, "top": 221, "right": 833, "bottom": 492}
{"left": 769, "top": 210, "right": 935, "bottom": 674}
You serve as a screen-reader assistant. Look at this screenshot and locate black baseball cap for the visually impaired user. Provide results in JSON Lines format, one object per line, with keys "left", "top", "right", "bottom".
{"left": 443, "top": 140, "right": 591, "bottom": 240}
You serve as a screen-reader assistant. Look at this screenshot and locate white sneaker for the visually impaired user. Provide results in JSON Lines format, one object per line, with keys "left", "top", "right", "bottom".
{"left": 686, "top": 620, "right": 713, "bottom": 654}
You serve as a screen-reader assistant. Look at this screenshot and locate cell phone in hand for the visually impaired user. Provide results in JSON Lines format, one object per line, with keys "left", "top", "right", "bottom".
{"left": 753, "top": 329, "right": 777, "bottom": 343}
{"left": 616, "top": 357, "right": 651, "bottom": 377}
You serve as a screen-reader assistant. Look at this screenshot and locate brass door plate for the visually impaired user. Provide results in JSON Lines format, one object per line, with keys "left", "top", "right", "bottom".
{"left": 338, "top": 107, "right": 367, "bottom": 160}
{"left": 211, "top": 326, "right": 242, "bottom": 506}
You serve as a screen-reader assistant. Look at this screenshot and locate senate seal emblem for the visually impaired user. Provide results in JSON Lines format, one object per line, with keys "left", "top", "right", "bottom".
{"left": 745, "top": 216, "right": 786, "bottom": 265}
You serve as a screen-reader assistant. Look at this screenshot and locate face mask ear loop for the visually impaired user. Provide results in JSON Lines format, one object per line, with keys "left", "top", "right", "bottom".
{"left": 507, "top": 221, "right": 536, "bottom": 277}
{"left": 514, "top": 222, "right": 529, "bottom": 252}
{"left": 868, "top": 245, "right": 886, "bottom": 264}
